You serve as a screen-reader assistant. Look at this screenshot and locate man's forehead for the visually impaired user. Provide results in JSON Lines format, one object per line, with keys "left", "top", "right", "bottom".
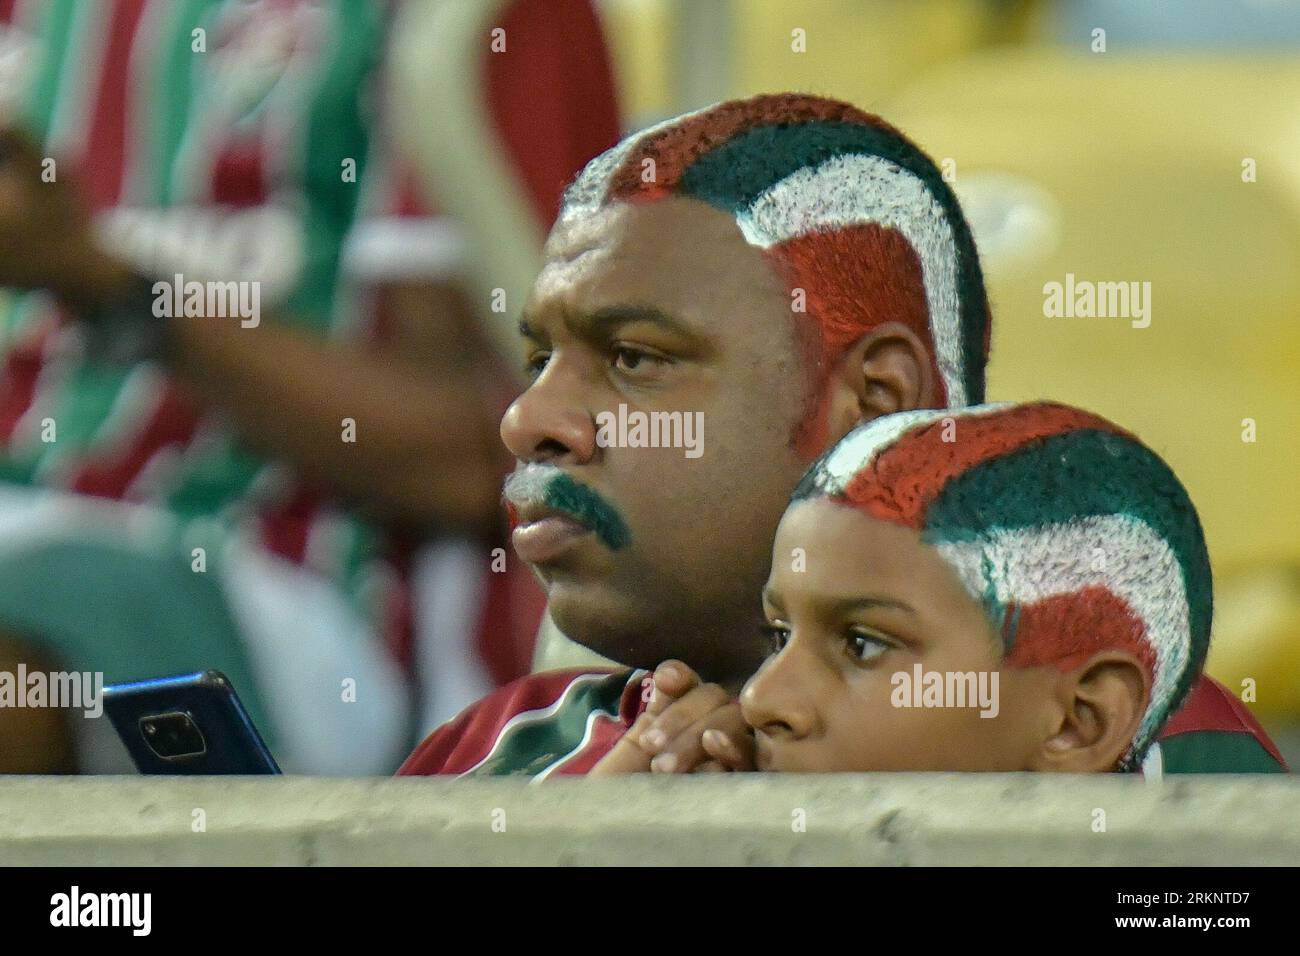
{"left": 546, "top": 196, "right": 744, "bottom": 255}
{"left": 529, "top": 197, "right": 779, "bottom": 319}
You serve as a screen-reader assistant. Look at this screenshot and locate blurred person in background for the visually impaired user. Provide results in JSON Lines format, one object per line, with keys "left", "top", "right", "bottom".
{"left": 0, "top": 0, "right": 618, "bottom": 773}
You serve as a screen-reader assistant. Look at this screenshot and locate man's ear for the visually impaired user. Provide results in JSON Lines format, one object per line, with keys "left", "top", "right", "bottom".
{"left": 1029, "top": 652, "right": 1151, "bottom": 773}
{"left": 821, "top": 322, "right": 939, "bottom": 443}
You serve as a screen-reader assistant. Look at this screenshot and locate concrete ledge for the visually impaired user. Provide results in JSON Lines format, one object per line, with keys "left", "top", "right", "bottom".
{"left": 2, "top": 775, "right": 1297, "bottom": 866}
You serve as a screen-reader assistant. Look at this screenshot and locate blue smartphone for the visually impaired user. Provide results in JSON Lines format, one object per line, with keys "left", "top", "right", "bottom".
{"left": 103, "top": 670, "right": 281, "bottom": 774}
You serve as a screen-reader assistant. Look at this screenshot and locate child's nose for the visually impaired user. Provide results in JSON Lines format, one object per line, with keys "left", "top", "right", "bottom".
{"left": 739, "top": 647, "right": 819, "bottom": 740}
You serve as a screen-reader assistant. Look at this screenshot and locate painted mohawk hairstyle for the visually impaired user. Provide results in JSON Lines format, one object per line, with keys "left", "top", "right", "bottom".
{"left": 560, "top": 93, "right": 992, "bottom": 420}
{"left": 794, "top": 402, "right": 1213, "bottom": 769}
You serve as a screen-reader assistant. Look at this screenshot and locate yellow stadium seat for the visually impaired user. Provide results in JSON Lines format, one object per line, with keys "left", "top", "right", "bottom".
{"left": 886, "top": 51, "right": 1300, "bottom": 571}
{"left": 601, "top": 0, "right": 999, "bottom": 127}
{"left": 598, "top": 0, "right": 676, "bottom": 124}
{"left": 729, "top": 0, "right": 996, "bottom": 107}
{"left": 886, "top": 51, "right": 1300, "bottom": 715}
{"left": 1207, "top": 564, "right": 1300, "bottom": 721}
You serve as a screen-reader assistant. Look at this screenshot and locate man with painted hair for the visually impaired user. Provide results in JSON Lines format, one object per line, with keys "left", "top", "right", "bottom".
{"left": 400, "top": 94, "right": 1283, "bottom": 777}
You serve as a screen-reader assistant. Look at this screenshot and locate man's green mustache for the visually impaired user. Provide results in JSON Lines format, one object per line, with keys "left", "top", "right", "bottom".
{"left": 545, "top": 472, "right": 632, "bottom": 551}
{"left": 505, "top": 466, "right": 631, "bottom": 551}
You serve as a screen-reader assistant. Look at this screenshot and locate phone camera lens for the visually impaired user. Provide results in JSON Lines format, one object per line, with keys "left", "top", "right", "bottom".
{"left": 139, "top": 712, "right": 207, "bottom": 760}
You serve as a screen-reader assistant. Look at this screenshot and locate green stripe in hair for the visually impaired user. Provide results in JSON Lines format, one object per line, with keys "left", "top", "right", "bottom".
{"left": 920, "top": 428, "right": 1213, "bottom": 717}
{"left": 678, "top": 120, "right": 988, "bottom": 404}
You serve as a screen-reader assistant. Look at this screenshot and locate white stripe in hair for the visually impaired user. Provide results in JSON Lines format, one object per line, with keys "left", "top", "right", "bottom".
{"left": 559, "top": 105, "right": 716, "bottom": 220}
{"left": 809, "top": 403, "right": 1012, "bottom": 496}
{"left": 932, "top": 513, "right": 1192, "bottom": 749}
{"left": 736, "top": 155, "right": 966, "bottom": 407}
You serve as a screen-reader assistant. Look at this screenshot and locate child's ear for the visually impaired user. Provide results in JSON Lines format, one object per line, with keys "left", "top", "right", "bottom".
{"left": 1029, "top": 652, "right": 1151, "bottom": 773}
{"left": 821, "top": 322, "right": 939, "bottom": 443}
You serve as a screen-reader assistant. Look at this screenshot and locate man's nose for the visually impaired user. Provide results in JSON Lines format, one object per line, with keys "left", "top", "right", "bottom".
{"left": 500, "top": 355, "right": 597, "bottom": 464}
{"left": 739, "top": 641, "right": 820, "bottom": 741}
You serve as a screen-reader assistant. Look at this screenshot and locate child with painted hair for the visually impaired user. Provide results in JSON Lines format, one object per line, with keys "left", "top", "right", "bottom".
{"left": 595, "top": 401, "right": 1255, "bottom": 775}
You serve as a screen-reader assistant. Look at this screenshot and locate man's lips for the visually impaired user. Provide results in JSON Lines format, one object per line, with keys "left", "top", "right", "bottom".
{"left": 502, "top": 465, "right": 631, "bottom": 552}
{"left": 511, "top": 510, "right": 592, "bottom": 564}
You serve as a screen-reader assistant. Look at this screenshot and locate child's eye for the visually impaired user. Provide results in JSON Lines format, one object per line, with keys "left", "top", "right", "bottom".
{"left": 846, "top": 627, "right": 893, "bottom": 663}
{"left": 760, "top": 622, "right": 790, "bottom": 655}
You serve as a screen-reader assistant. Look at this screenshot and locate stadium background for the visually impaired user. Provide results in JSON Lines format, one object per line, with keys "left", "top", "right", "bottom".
{"left": 0, "top": 0, "right": 1294, "bottom": 772}
{"left": 582, "top": 0, "right": 1300, "bottom": 761}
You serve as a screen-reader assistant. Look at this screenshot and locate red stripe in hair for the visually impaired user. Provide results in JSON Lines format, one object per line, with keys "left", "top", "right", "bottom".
{"left": 1004, "top": 587, "right": 1157, "bottom": 685}
{"left": 607, "top": 94, "right": 899, "bottom": 202}
{"left": 762, "top": 224, "right": 939, "bottom": 458}
{"left": 841, "top": 403, "right": 1133, "bottom": 528}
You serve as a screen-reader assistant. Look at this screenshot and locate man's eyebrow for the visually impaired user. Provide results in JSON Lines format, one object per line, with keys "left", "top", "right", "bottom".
{"left": 521, "top": 305, "right": 713, "bottom": 355}
{"left": 571, "top": 304, "right": 699, "bottom": 340}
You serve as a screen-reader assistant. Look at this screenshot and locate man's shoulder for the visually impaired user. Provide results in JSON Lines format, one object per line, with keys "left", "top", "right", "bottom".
{"left": 1156, "top": 674, "right": 1289, "bottom": 773}
{"left": 397, "top": 667, "right": 647, "bottom": 777}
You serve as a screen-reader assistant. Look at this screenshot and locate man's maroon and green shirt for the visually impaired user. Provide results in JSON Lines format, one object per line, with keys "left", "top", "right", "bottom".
{"left": 397, "top": 668, "right": 1288, "bottom": 777}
